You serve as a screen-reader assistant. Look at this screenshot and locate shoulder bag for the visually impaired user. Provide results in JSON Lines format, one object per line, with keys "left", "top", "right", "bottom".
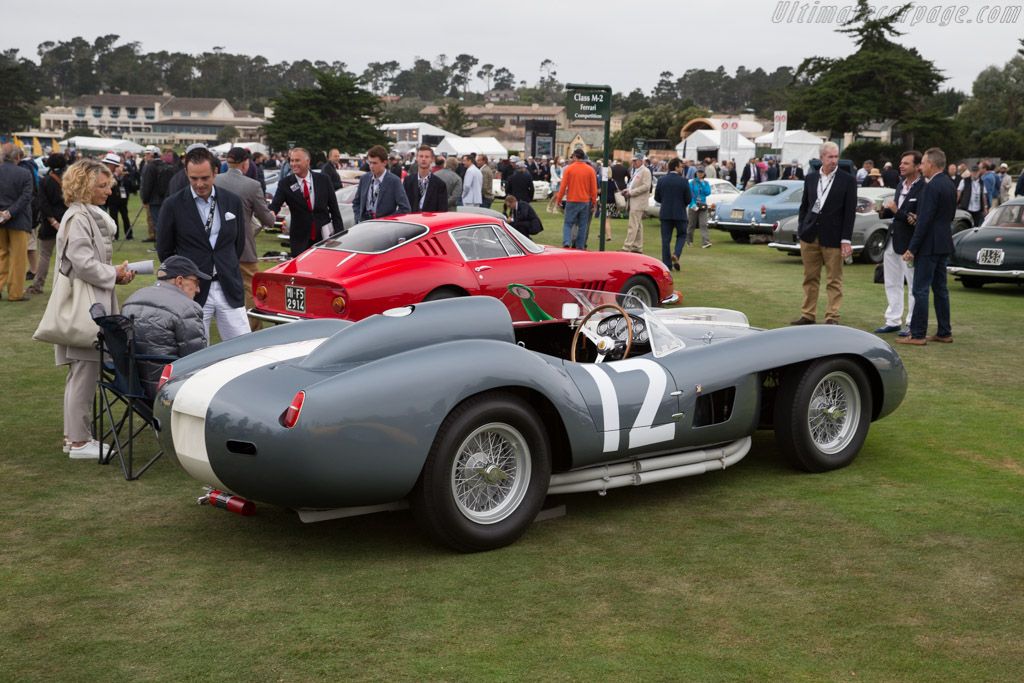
{"left": 32, "top": 210, "right": 101, "bottom": 348}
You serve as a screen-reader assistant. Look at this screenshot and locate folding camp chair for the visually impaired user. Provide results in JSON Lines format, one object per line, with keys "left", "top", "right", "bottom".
{"left": 90, "top": 304, "right": 177, "bottom": 480}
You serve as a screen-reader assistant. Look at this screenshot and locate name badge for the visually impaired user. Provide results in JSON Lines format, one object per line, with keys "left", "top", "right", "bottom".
{"left": 290, "top": 183, "right": 301, "bottom": 192}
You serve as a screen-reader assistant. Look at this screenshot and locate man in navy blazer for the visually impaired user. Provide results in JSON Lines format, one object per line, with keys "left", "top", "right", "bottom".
{"left": 654, "top": 158, "right": 692, "bottom": 271}
{"left": 270, "top": 148, "right": 345, "bottom": 258}
{"left": 157, "top": 147, "right": 249, "bottom": 341}
{"left": 792, "top": 142, "right": 857, "bottom": 325}
{"left": 402, "top": 145, "right": 449, "bottom": 213}
{"left": 875, "top": 150, "right": 924, "bottom": 335}
{"left": 353, "top": 145, "right": 411, "bottom": 223}
{"left": 898, "top": 147, "right": 956, "bottom": 345}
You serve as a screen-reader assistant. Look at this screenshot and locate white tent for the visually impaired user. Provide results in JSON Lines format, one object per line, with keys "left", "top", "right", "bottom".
{"left": 754, "top": 130, "right": 823, "bottom": 172}
{"left": 435, "top": 136, "right": 508, "bottom": 159}
{"left": 211, "top": 141, "right": 269, "bottom": 156}
{"left": 63, "top": 136, "right": 145, "bottom": 154}
{"left": 675, "top": 129, "right": 754, "bottom": 165}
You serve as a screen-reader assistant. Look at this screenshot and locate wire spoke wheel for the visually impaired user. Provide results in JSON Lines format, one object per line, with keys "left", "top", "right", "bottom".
{"left": 806, "top": 371, "right": 861, "bottom": 454}
{"left": 451, "top": 423, "right": 531, "bottom": 524}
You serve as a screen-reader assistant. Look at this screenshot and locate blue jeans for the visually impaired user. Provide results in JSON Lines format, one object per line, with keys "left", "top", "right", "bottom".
{"left": 660, "top": 219, "right": 687, "bottom": 270}
{"left": 149, "top": 203, "right": 162, "bottom": 233}
{"left": 563, "top": 202, "right": 591, "bottom": 249}
{"left": 909, "top": 252, "right": 951, "bottom": 339}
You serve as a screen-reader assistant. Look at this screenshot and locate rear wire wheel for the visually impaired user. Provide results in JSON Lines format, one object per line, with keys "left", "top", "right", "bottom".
{"left": 411, "top": 392, "right": 551, "bottom": 552}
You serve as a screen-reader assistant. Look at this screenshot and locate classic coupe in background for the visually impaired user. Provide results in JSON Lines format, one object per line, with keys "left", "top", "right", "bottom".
{"left": 249, "top": 211, "right": 677, "bottom": 325}
{"left": 708, "top": 180, "right": 804, "bottom": 243}
{"left": 155, "top": 285, "right": 907, "bottom": 552}
{"left": 768, "top": 193, "right": 891, "bottom": 264}
{"left": 948, "top": 197, "right": 1024, "bottom": 288}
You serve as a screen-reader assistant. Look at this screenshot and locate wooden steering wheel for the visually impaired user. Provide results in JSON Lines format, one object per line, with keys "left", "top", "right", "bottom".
{"left": 570, "top": 303, "right": 633, "bottom": 363}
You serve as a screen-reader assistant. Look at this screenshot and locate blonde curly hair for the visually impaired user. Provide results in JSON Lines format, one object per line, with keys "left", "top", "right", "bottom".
{"left": 62, "top": 158, "right": 113, "bottom": 205}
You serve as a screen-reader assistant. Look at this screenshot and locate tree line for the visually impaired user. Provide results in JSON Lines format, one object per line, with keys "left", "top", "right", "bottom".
{"left": 3, "top": 3, "right": 1022, "bottom": 162}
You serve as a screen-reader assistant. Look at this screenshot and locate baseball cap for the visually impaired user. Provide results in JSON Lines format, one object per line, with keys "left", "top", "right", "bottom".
{"left": 185, "top": 143, "right": 209, "bottom": 154}
{"left": 158, "top": 255, "right": 211, "bottom": 281}
{"left": 226, "top": 147, "right": 250, "bottom": 162}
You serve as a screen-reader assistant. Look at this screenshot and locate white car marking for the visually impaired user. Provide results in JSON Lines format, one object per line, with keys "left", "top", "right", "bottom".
{"left": 581, "top": 359, "right": 676, "bottom": 452}
{"left": 171, "top": 338, "right": 327, "bottom": 488}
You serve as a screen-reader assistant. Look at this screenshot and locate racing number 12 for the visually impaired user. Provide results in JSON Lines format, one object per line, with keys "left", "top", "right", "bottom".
{"left": 580, "top": 359, "right": 676, "bottom": 453}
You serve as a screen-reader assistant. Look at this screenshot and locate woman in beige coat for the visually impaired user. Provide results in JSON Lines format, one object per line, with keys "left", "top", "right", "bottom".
{"left": 55, "top": 159, "right": 135, "bottom": 459}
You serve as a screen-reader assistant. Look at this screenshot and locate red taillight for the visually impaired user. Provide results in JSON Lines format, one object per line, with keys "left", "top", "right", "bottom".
{"left": 255, "top": 284, "right": 267, "bottom": 302}
{"left": 710, "top": 203, "right": 716, "bottom": 213}
{"left": 772, "top": 221, "right": 780, "bottom": 232}
{"left": 332, "top": 296, "right": 347, "bottom": 315}
{"left": 760, "top": 205, "right": 767, "bottom": 215}
{"left": 282, "top": 391, "right": 305, "bottom": 428}
{"left": 157, "top": 364, "right": 174, "bottom": 392}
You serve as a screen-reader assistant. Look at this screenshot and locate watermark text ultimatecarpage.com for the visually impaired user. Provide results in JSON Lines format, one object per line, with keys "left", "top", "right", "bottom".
{"left": 771, "top": 2, "right": 1021, "bottom": 26}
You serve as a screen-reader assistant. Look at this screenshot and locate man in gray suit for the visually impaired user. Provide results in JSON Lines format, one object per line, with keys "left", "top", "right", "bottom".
{"left": 0, "top": 143, "right": 35, "bottom": 302}
{"left": 214, "top": 147, "right": 276, "bottom": 331}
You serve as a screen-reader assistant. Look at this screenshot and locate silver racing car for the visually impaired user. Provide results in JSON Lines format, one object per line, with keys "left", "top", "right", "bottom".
{"left": 154, "top": 286, "right": 907, "bottom": 552}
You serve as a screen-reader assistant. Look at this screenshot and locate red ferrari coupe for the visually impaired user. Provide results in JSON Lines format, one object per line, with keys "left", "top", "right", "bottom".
{"left": 250, "top": 211, "right": 677, "bottom": 324}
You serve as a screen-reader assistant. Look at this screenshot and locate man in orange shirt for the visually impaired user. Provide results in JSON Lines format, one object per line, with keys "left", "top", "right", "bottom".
{"left": 559, "top": 149, "right": 598, "bottom": 249}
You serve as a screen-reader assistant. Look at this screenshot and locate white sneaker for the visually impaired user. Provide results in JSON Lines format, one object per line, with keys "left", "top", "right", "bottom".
{"left": 63, "top": 439, "right": 70, "bottom": 454}
{"left": 68, "top": 440, "right": 111, "bottom": 460}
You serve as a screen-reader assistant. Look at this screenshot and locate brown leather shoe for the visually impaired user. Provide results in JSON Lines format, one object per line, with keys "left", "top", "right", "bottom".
{"left": 790, "top": 317, "right": 815, "bottom": 325}
{"left": 895, "top": 336, "right": 927, "bottom": 345}
{"left": 825, "top": 319, "right": 839, "bottom": 325}
{"left": 925, "top": 334, "right": 953, "bottom": 343}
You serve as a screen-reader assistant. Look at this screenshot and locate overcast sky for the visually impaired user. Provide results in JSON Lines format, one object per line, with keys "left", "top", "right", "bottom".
{"left": 9, "top": 0, "right": 1022, "bottom": 97}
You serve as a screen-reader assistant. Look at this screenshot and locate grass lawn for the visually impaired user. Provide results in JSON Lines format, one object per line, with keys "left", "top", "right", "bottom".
{"left": 1, "top": 198, "right": 1022, "bottom": 681}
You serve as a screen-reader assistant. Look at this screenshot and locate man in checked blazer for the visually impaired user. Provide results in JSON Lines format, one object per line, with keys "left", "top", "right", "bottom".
{"left": 792, "top": 141, "right": 857, "bottom": 325}
{"left": 270, "top": 148, "right": 345, "bottom": 258}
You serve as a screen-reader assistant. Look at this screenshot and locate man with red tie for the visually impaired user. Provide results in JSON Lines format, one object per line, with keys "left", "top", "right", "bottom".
{"left": 269, "top": 148, "right": 345, "bottom": 258}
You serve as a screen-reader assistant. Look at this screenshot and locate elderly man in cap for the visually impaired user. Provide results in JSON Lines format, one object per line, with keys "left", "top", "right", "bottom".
{"left": 782, "top": 159, "right": 804, "bottom": 180}
{"left": 997, "top": 162, "right": 1012, "bottom": 206}
{"left": 621, "top": 153, "right": 652, "bottom": 253}
{"left": 121, "top": 255, "right": 210, "bottom": 397}
{"left": 215, "top": 146, "right": 276, "bottom": 331}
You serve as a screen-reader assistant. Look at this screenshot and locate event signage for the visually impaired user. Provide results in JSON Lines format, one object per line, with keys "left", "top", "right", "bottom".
{"left": 772, "top": 111, "right": 788, "bottom": 148}
{"left": 720, "top": 120, "right": 741, "bottom": 159}
{"left": 566, "top": 88, "right": 611, "bottom": 122}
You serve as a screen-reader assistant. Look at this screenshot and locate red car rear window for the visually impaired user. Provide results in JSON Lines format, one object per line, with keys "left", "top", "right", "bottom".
{"left": 320, "top": 221, "right": 429, "bottom": 254}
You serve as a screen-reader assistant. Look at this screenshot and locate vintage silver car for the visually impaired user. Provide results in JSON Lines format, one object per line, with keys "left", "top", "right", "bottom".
{"left": 154, "top": 286, "right": 907, "bottom": 553}
{"left": 769, "top": 190, "right": 977, "bottom": 264}
{"left": 768, "top": 194, "right": 891, "bottom": 263}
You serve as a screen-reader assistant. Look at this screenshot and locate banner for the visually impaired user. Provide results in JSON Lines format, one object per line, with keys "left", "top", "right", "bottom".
{"left": 772, "top": 111, "right": 788, "bottom": 149}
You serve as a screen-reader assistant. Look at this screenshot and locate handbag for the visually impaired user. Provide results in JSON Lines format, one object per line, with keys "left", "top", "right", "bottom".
{"left": 32, "top": 211, "right": 101, "bottom": 348}
{"left": 873, "top": 263, "right": 885, "bottom": 284}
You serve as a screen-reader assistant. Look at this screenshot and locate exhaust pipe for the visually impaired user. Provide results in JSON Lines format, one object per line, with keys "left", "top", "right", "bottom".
{"left": 548, "top": 437, "right": 751, "bottom": 495}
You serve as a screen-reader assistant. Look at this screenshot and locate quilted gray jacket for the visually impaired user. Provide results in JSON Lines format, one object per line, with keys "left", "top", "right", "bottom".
{"left": 121, "top": 281, "right": 207, "bottom": 396}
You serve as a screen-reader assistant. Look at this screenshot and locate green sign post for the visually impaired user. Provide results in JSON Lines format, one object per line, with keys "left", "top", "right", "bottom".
{"left": 566, "top": 83, "right": 612, "bottom": 251}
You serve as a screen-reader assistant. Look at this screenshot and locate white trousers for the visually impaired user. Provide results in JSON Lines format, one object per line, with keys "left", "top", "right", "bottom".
{"left": 203, "top": 280, "right": 251, "bottom": 342}
{"left": 882, "top": 239, "right": 915, "bottom": 329}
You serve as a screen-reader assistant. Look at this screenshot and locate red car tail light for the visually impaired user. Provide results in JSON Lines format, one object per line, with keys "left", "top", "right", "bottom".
{"left": 255, "top": 285, "right": 267, "bottom": 303}
{"left": 760, "top": 205, "right": 767, "bottom": 216}
{"left": 282, "top": 391, "right": 305, "bottom": 428}
{"left": 157, "top": 364, "right": 174, "bottom": 392}
{"left": 772, "top": 221, "right": 780, "bottom": 232}
{"left": 710, "top": 202, "right": 716, "bottom": 213}
{"left": 332, "top": 296, "right": 347, "bottom": 315}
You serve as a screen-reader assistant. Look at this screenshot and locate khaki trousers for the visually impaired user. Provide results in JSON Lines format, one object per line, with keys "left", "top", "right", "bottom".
{"left": 64, "top": 359, "right": 100, "bottom": 442}
{"left": 0, "top": 227, "right": 30, "bottom": 300}
{"left": 800, "top": 238, "right": 844, "bottom": 322}
{"left": 32, "top": 238, "right": 56, "bottom": 291}
{"left": 240, "top": 260, "right": 261, "bottom": 332}
{"left": 624, "top": 209, "right": 645, "bottom": 252}
{"left": 145, "top": 205, "right": 156, "bottom": 240}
